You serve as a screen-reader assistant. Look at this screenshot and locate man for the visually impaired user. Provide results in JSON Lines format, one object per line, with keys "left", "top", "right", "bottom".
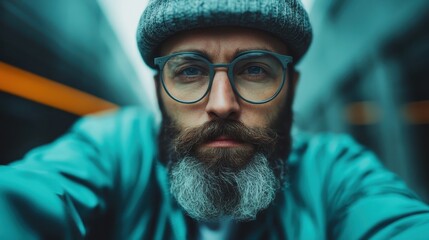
{"left": 0, "top": 0, "right": 428, "bottom": 239}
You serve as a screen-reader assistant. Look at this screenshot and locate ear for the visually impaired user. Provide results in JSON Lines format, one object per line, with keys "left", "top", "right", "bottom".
{"left": 154, "top": 74, "right": 166, "bottom": 113}
{"left": 153, "top": 73, "right": 160, "bottom": 88}
{"left": 153, "top": 73, "right": 163, "bottom": 98}
{"left": 292, "top": 70, "right": 300, "bottom": 92}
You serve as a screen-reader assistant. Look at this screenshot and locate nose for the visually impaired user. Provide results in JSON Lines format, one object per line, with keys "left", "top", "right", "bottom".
{"left": 205, "top": 71, "right": 240, "bottom": 119}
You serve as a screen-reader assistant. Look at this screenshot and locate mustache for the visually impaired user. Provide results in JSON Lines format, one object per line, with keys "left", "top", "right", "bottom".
{"left": 173, "top": 118, "right": 278, "bottom": 158}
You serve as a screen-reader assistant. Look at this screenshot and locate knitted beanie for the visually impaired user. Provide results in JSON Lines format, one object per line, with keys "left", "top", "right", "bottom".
{"left": 137, "top": 0, "right": 312, "bottom": 68}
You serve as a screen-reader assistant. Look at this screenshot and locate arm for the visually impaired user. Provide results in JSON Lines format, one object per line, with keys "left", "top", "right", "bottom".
{"left": 0, "top": 108, "right": 158, "bottom": 239}
{"left": 321, "top": 134, "right": 429, "bottom": 239}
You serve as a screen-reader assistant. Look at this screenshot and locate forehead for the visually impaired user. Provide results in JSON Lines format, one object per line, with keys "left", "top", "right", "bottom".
{"left": 158, "top": 27, "right": 289, "bottom": 61}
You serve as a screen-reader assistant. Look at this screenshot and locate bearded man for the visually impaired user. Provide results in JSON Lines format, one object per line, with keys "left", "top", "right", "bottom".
{"left": 1, "top": 0, "right": 429, "bottom": 239}
{"left": 154, "top": 26, "right": 295, "bottom": 222}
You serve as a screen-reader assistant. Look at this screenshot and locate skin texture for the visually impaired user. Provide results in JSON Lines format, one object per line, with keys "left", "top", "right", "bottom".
{"left": 158, "top": 27, "right": 295, "bottom": 132}
{"left": 155, "top": 27, "right": 299, "bottom": 221}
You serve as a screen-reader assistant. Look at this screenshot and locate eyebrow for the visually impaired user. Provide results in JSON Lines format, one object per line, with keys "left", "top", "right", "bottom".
{"left": 232, "top": 47, "right": 273, "bottom": 57}
{"left": 170, "top": 47, "right": 275, "bottom": 61}
{"left": 170, "top": 49, "right": 211, "bottom": 59}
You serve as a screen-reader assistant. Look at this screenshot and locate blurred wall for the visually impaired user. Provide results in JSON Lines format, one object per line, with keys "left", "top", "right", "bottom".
{"left": 0, "top": 0, "right": 145, "bottom": 164}
{"left": 296, "top": 0, "right": 429, "bottom": 201}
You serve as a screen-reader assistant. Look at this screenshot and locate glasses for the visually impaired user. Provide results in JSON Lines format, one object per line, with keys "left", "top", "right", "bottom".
{"left": 154, "top": 50, "right": 293, "bottom": 104}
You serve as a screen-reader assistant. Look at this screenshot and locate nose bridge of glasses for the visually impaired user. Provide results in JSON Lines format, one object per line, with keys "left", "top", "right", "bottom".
{"left": 211, "top": 63, "right": 230, "bottom": 71}
{"left": 208, "top": 64, "right": 239, "bottom": 112}
{"left": 210, "top": 63, "right": 235, "bottom": 92}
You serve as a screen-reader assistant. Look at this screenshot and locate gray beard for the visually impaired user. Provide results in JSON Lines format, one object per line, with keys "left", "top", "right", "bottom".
{"left": 169, "top": 153, "right": 280, "bottom": 222}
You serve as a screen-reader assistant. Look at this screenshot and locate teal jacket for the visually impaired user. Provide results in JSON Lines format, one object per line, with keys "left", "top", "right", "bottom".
{"left": 0, "top": 107, "right": 428, "bottom": 239}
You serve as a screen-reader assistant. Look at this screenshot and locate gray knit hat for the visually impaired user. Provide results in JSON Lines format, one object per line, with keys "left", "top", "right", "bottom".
{"left": 137, "top": 0, "right": 312, "bottom": 68}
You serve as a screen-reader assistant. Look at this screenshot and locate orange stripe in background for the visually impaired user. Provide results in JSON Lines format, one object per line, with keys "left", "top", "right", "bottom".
{"left": 0, "top": 61, "right": 118, "bottom": 116}
{"left": 402, "top": 100, "right": 429, "bottom": 125}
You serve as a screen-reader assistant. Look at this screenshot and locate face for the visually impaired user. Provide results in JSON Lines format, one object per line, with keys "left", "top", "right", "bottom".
{"left": 159, "top": 27, "right": 289, "bottom": 131}
{"left": 156, "top": 27, "right": 296, "bottom": 221}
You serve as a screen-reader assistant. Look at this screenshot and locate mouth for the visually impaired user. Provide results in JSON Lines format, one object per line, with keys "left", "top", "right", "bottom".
{"left": 195, "top": 135, "right": 256, "bottom": 169}
{"left": 202, "top": 136, "right": 245, "bottom": 148}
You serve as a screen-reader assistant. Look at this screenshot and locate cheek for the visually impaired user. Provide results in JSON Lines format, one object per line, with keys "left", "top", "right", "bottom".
{"left": 161, "top": 90, "right": 206, "bottom": 128}
{"left": 241, "top": 104, "right": 281, "bottom": 128}
{"left": 161, "top": 91, "right": 182, "bottom": 121}
{"left": 160, "top": 84, "right": 288, "bottom": 129}
{"left": 240, "top": 88, "right": 287, "bottom": 128}
{"left": 161, "top": 89, "right": 180, "bottom": 120}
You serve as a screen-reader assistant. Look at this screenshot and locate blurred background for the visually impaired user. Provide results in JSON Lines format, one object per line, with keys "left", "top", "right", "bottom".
{"left": 0, "top": 0, "right": 154, "bottom": 165}
{"left": 1, "top": 0, "right": 428, "bottom": 201}
{"left": 296, "top": 0, "right": 429, "bottom": 201}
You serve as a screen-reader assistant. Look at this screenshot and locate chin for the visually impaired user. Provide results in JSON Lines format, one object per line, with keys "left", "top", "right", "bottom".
{"left": 169, "top": 153, "right": 280, "bottom": 222}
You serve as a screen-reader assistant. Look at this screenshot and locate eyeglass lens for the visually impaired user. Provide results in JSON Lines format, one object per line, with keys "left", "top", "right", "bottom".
{"left": 162, "top": 52, "right": 285, "bottom": 103}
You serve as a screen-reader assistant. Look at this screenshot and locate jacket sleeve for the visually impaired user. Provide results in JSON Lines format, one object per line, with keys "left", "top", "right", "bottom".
{"left": 317, "top": 134, "right": 429, "bottom": 239}
{"left": 0, "top": 108, "right": 158, "bottom": 239}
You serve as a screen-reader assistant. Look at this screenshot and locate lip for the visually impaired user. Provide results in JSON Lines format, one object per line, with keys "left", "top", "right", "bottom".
{"left": 203, "top": 136, "right": 243, "bottom": 148}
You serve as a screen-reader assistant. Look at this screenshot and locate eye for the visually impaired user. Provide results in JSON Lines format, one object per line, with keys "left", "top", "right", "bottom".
{"left": 240, "top": 65, "right": 269, "bottom": 78}
{"left": 172, "top": 64, "right": 209, "bottom": 84}
{"left": 244, "top": 66, "right": 266, "bottom": 75}
{"left": 180, "top": 67, "right": 203, "bottom": 76}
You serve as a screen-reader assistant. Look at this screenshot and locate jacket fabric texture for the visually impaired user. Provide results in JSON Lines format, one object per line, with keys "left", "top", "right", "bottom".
{"left": 0, "top": 107, "right": 428, "bottom": 239}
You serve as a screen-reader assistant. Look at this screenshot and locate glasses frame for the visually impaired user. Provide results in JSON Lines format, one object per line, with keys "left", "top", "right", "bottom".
{"left": 154, "top": 50, "right": 293, "bottom": 104}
